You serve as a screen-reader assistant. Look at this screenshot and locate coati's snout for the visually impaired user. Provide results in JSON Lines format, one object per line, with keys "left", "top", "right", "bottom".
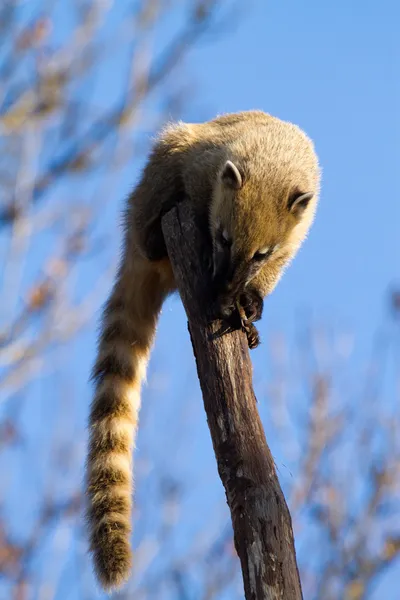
{"left": 212, "top": 257, "right": 253, "bottom": 318}
{"left": 212, "top": 272, "right": 236, "bottom": 319}
{"left": 212, "top": 264, "right": 236, "bottom": 318}
{"left": 211, "top": 231, "right": 258, "bottom": 319}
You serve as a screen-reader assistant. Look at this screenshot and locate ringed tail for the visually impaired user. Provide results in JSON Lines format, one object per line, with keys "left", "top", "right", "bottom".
{"left": 85, "top": 253, "right": 172, "bottom": 591}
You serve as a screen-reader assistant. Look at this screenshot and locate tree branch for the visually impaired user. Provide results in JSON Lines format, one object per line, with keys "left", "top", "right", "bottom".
{"left": 162, "top": 200, "right": 303, "bottom": 600}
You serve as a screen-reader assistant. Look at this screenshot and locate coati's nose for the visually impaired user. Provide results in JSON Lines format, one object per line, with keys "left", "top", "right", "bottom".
{"left": 217, "top": 275, "right": 236, "bottom": 298}
{"left": 213, "top": 259, "right": 235, "bottom": 289}
{"left": 225, "top": 263, "right": 236, "bottom": 285}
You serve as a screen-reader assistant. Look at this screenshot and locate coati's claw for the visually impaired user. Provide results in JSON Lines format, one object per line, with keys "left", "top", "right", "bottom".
{"left": 235, "top": 301, "right": 261, "bottom": 349}
{"left": 245, "top": 323, "right": 260, "bottom": 349}
{"left": 240, "top": 319, "right": 260, "bottom": 350}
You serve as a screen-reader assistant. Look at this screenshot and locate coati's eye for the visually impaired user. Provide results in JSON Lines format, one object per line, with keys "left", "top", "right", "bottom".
{"left": 253, "top": 247, "right": 272, "bottom": 261}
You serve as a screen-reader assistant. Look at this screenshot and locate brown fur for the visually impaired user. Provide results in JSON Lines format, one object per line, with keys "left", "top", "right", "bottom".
{"left": 86, "top": 110, "right": 320, "bottom": 591}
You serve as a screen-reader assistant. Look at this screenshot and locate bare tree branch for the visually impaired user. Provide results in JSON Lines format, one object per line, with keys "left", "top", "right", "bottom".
{"left": 162, "top": 200, "right": 303, "bottom": 600}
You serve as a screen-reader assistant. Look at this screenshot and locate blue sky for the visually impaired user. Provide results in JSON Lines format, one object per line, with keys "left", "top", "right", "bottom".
{"left": 1, "top": 0, "right": 399, "bottom": 598}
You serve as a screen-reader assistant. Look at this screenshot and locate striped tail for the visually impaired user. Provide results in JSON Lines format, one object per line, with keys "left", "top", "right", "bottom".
{"left": 85, "top": 256, "right": 172, "bottom": 591}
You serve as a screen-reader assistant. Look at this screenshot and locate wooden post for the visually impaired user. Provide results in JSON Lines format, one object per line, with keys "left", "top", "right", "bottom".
{"left": 162, "top": 201, "right": 303, "bottom": 600}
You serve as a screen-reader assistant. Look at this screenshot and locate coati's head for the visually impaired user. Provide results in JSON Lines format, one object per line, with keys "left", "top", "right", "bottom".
{"left": 209, "top": 120, "right": 320, "bottom": 316}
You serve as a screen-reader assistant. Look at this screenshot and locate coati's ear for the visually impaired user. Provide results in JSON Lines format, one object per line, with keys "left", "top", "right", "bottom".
{"left": 288, "top": 191, "right": 314, "bottom": 217}
{"left": 221, "top": 160, "right": 243, "bottom": 190}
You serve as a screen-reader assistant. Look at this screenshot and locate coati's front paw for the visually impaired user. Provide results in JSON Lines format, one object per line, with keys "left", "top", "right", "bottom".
{"left": 239, "top": 289, "right": 263, "bottom": 323}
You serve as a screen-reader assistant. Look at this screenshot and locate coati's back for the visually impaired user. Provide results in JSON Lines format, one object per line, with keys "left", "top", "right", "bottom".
{"left": 158, "top": 110, "right": 318, "bottom": 191}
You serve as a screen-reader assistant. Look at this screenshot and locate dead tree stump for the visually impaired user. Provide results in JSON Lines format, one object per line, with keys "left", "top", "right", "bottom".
{"left": 162, "top": 200, "right": 303, "bottom": 600}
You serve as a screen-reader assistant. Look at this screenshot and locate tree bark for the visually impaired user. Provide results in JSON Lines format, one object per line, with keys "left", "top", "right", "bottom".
{"left": 162, "top": 201, "right": 303, "bottom": 600}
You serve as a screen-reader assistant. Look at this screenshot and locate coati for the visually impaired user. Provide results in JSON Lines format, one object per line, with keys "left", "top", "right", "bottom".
{"left": 85, "top": 110, "right": 320, "bottom": 591}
